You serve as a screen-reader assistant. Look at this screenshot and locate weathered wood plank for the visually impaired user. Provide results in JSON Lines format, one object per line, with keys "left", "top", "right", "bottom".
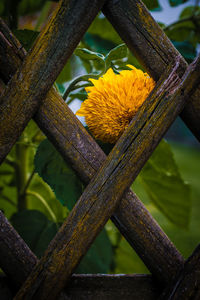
{"left": 0, "top": 19, "right": 184, "bottom": 286}
{"left": 0, "top": 273, "right": 160, "bottom": 300}
{"left": 65, "top": 274, "right": 161, "bottom": 300}
{"left": 14, "top": 54, "right": 200, "bottom": 299}
{"left": 0, "top": 275, "right": 13, "bottom": 300}
{"left": 103, "top": 0, "right": 200, "bottom": 141}
{"left": 0, "top": 211, "right": 37, "bottom": 289}
{"left": 160, "top": 244, "right": 200, "bottom": 299}
{"left": 0, "top": 0, "right": 105, "bottom": 164}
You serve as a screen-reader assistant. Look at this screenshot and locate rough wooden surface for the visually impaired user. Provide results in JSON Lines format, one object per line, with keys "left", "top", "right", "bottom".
{"left": 160, "top": 244, "right": 200, "bottom": 299}
{"left": 0, "top": 0, "right": 105, "bottom": 164}
{"left": 0, "top": 275, "right": 13, "bottom": 300}
{"left": 0, "top": 211, "right": 37, "bottom": 289}
{"left": 0, "top": 19, "right": 184, "bottom": 287}
{"left": 14, "top": 54, "right": 200, "bottom": 299}
{"left": 0, "top": 207, "right": 162, "bottom": 300}
{"left": 103, "top": 0, "right": 200, "bottom": 141}
{"left": 0, "top": 273, "right": 160, "bottom": 300}
{"left": 65, "top": 274, "right": 161, "bottom": 300}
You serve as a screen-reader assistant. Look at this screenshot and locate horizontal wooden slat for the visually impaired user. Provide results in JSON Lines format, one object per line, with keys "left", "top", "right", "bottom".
{"left": 0, "top": 0, "right": 105, "bottom": 164}
{"left": 15, "top": 54, "right": 200, "bottom": 299}
{"left": 103, "top": 0, "right": 200, "bottom": 141}
{"left": 0, "top": 273, "right": 161, "bottom": 300}
{"left": 65, "top": 274, "right": 161, "bottom": 300}
{"left": 0, "top": 19, "right": 184, "bottom": 286}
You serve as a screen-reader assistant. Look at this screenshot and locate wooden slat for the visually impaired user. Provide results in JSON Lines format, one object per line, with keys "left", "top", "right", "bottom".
{"left": 15, "top": 55, "right": 200, "bottom": 299}
{"left": 0, "top": 274, "right": 13, "bottom": 300}
{"left": 0, "top": 211, "right": 37, "bottom": 289}
{"left": 160, "top": 244, "right": 200, "bottom": 299}
{"left": 0, "top": 0, "right": 105, "bottom": 164}
{"left": 64, "top": 274, "right": 161, "bottom": 300}
{"left": 103, "top": 0, "right": 200, "bottom": 141}
{"left": 0, "top": 19, "right": 184, "bottom": 286}
{"left": 0, "top": 273, "right": 160, "bottom": 300}
{"left": 0, "top": 212, "right": 161, "bottom": 300}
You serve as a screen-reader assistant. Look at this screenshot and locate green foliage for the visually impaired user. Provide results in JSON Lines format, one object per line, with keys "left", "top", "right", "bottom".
{"left": 75, "top": 48, "right": 105, "bottom": 67}
{"left": 11, "top": 209, "right": 58, "bottom": 258}
{"left": 173, "top": 41, "right": 197, "bottom": 62}
{"left": 86, "top": 15, "right": 122, "bottom": 51}
{"left": 104, "top": 44, "right": 128, "bottom": 69}
{"left": 34, "top": 139, "right": 83, "bottom": 210}
{"left": 0, "top": 151, "right": 17, "bottom": 219}
{"left": 143, "top": 0, "right": 162, "bottom": 11}
{"left": 164, "top": 5, "right": 200, "bottom": 62}
{"left": 169, "top": 0, "right": 189, "bottom": 6}
{"left": 76, "top": 229, "right": 113, "bottom": 274}
{"left": 63, "top": 44, "right": 129, "bottom": 101}
{"left": 34, "top": 138, "right": 113, "bottom": 272}
{"left": 14, "top": 29, "right": 39, "bottom": 51}
{"left": 138, "top": 140, "right": 191, "bottom": 228}
{"left": 18, "top": 0, "right": 47, "bottom": 15}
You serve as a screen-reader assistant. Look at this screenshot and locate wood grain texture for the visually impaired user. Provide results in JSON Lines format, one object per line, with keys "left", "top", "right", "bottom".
{"left": 160, "top": 244, "right": 200, "bottom": 300}
{"left": 0, "top": 211, "right": 37, "bottom": 289}
{"left": 0, "top": 274, "right": 160, "bottom": 300}
{"left": 0, "top": 0, "right": 105, "bottom": 164}
{"left": 103, "top": 0, "right": 200, "bottom": 141}
{"left": 14, "top": 55, "right": 200, "bottom": 299}
{"left": 0, "top": 19, "right": 184, "bottom": 287}
{"left": 0, "top": 275, "right": 13, "bottom": 300}
{"left": 64, "top": 274, "right": 161, "bottom": 300}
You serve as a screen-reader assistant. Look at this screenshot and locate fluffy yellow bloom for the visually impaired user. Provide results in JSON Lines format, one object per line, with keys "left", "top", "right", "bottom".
{"left": 76, "top": 65, "right": 155, "bottom": 143}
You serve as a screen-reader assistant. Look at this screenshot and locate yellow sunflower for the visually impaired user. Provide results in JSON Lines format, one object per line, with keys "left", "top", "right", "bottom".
{"left": 76, "top": 65, "right": 155, "bottom": 144}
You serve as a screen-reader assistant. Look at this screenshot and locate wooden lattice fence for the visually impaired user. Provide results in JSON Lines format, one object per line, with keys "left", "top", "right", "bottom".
{"left": 0, "top": 0, "right": 200, "bottom": 299}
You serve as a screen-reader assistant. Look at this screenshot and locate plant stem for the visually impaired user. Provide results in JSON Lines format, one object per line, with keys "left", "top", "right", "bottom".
{"left": 63, "top": 73, "right": 100, "bottom": 101}
{"left": 15, "top": 135, "right": 29, "bottom": 211}
{"left": 27, "top": 190, "right": 57, "bottom": 223}
{"left": 21, "top": 169, "right": 35, "bottom": 197}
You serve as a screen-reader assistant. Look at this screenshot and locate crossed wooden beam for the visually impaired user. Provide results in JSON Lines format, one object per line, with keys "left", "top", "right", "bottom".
{"left": 0, "top": 0, "right": 200, "bottom": 299}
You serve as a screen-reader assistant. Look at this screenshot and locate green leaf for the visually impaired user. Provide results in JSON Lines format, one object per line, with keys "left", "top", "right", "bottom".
{"left": 87, "top": 15, "right": 122, "bottom": 47}
{"left": 180, "top": 6, "right": 200, "bottom": 19}
{"left": 83, "top": 32, "right": 117, "bottom": 54}
{"left": 0, "top": 150, "right": 17, "bottom": 219}
{"left": 165, "top": 18, "right": 199, "bottom": 48}
{"left": 75, "top": 48, "right": 105, "bottom": 70}
{"left": 143, "top": 0, "right": 162, "bottom": 11}
{"left": 0, "top": 1, "right": 4, "bottom": 15}
{"left": 138, "top": 140, "right": 191, "bottom": 228}
{"left": 115, "top": 237, "right": 149, "bottom": 274}
{"left": 28, "top": 174, "right": 68, "bottom": 223}
{"left": 34, "top": 139, "right": 83, "bottom": 210}
{"left": 76, "top": 229, "right": 113, "bottom": 274}
{"left": 169, "top": 0, "right": 189, "bottom": 6}
{"left": 173, "top": 41, "right": 197, "bottom": 63}
{"left": 18, "top": 0, "right": 46, "bottom": 15}
{"left": 105, "top": 44, "right": 128, "bottom": 67}
{"left": 13, "top": 29, "right": 39, "bottom": 51}
{"left": 67, "top": 90, "right": 88, "bottom": 103}
{"left": 56, "top": 61, "right": 72, "bottom": 84}
{"left": 11, "top": 210, "right": 58, "bottom": 258}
